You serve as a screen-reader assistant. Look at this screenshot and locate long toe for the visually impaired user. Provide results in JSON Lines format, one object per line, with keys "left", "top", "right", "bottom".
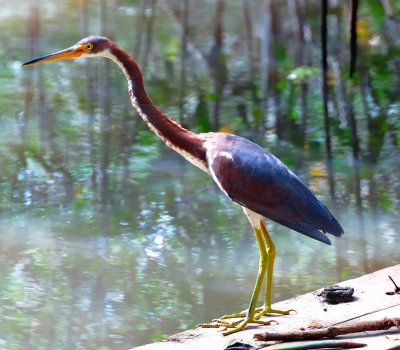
{"left": 199, "top": 314, "right": 275, "bottom": 336}
{"left": 255, "top": 307, "right": 295, "bottom": 320}
{"left": 221, "top": 318, "right": 274, "bottom": 336}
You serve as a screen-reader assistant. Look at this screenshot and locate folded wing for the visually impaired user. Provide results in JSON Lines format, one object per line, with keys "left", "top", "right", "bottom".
{"left": 206, "top": 134, "right": 343, "bottom": 245}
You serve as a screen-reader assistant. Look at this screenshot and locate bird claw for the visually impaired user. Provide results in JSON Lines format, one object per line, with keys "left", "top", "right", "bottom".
{"left": 220, "top": 318, "right": 276, "bottom": 336}
{"left": 199, "top": 310, "right": 279, "bottom": 336}
{"left": 215, "top": 310, "right": 248, "bottom": 320}
{"left": 213, "top": 306, "right": 294, "bottom": 322}
{"left": 215, "top": 306, "right": 265, "bottom": 320}
{"left": 196, "top": 323, "right": 221, "bottom": 328}
{"left": 254, "top": 307, "right": 295, "bottom": 320}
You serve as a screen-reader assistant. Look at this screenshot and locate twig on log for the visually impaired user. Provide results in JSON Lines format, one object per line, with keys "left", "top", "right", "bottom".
{"left": 388, "top": 275, "right": 400, "bottom": 293}
{"left": 270, "top": 340, "right": 366, "bottom": 349}
{"left": 253, "top": 317, "right": 400, "bottom": 341}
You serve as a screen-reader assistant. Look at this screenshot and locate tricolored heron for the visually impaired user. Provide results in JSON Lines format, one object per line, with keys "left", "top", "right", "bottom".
{"left": 22, "top": 36, "right": 343, "bottom": 335}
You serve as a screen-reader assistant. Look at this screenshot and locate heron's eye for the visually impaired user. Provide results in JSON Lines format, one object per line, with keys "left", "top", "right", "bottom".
{"left": 86, "top": 43, "right": 94, "bottom": 51}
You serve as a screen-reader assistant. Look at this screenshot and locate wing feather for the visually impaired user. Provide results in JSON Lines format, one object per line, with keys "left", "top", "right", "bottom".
{"left": 206, "top": 134, "right": 343, "bottom": 244}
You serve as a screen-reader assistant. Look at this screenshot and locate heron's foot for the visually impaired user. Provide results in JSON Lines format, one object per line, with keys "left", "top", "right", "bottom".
{"left": 215, "top": 309, "right": 249, "bottom": 320}
{"left": 215, "top": 306, "right": 265, "bottom": 320}
{"left": 223, "top": 317, "right": 275, "bottom": 336}
{"left": 254, "top": 306, "right": 295, "bottom": 320}
{"left": 198, "top": 313, "right": 276, "bottom": 336}
{"left": 216, "top": 305, "right": 295, "bottom": 321}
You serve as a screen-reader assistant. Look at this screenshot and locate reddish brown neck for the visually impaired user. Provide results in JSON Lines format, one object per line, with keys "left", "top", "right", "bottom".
{"left": 109, "top": 44, "right": 208, "bottom": 171}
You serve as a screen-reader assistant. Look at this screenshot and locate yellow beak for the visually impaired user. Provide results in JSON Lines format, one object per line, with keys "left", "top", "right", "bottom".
{"left": 22, "top": 46, "right": 84, "bottom": 66}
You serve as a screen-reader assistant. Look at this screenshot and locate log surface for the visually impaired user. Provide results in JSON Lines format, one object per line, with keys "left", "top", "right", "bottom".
{"left": 132, "top": 264, "right": 400, "bottom": 350}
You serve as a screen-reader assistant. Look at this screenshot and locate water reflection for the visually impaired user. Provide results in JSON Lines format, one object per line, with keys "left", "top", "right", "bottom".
{"left": 0, "top": 155, "right": 399, "bottom": 349}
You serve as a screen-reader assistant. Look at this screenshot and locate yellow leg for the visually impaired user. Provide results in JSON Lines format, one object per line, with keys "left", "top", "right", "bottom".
{"left": 208, "top": 226, "right": 274, "bottom": 335}
{"left": 199, "top": 214, "right": 292, "bottom": 335}
{"left": 254, "top": 220, "right": 294, "bottom": 319}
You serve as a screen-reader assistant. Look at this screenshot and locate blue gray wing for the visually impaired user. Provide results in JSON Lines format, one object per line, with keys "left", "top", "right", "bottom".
{"left": 206, "top": 134, "right": 343, "bottom": 244}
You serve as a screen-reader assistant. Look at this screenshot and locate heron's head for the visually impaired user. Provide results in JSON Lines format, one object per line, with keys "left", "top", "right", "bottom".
{"left": 22, "top": 36, "right": 112, "bottom": 66}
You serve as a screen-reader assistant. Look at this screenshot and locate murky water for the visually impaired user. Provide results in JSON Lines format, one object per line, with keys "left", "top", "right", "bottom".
{"left": 0, "top": 152, "right": 399, "bottom": 349}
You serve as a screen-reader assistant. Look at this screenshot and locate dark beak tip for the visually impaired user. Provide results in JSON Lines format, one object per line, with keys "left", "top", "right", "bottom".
{"left": 21, "top": 58, "right": 39, "bottom": 67}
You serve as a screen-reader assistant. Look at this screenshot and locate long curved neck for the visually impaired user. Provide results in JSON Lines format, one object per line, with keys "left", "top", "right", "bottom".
{"left": 107, "top": 44, "right": 208, "bottom": 172}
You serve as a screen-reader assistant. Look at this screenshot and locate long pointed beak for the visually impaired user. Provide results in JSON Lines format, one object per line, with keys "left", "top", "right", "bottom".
{"left": 22, "top": 46, "right": 83, "bottom": 67}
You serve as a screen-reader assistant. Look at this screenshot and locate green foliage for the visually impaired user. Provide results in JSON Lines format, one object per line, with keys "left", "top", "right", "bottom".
{"left": 206, "top": 92, "right": 219, "bottom": 102}
{"left": 287, "top": 66, "right": 320, "bottom": 84}
{"left": 286, "top": 84, "right": 299, "bottom": 121}
{"left": 333, "top": 120, "right": 352, "bottom": 147}
{"left": 194, "top": 93, "right": 212, "bottom": 132}
{"left": 377, "top": 187, "right": 393, "bottom": 210}
{"left": 276, "top": 78, "right": 287, "bottom": 93}
{"left": 274, "top": 42, "right": 290, "bottom": 67}
{"left": 130, "top": 130, "right": 160, "bottom": 180}
{"left": 368, "top": 114, "right": 388, "bottom": 164}
{"left": 364, "top": 0, "right": 385, "bottom": 28}
{"left": 251, "top": 104, "right": 263, "bottom": 126}
{"left": 368, "top": 54, "right": 395, "bottom": 107}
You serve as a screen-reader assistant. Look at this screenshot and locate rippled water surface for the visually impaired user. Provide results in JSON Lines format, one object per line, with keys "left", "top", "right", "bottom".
{"left": 0, "top": 154, "right": 399, "bottom": 349}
